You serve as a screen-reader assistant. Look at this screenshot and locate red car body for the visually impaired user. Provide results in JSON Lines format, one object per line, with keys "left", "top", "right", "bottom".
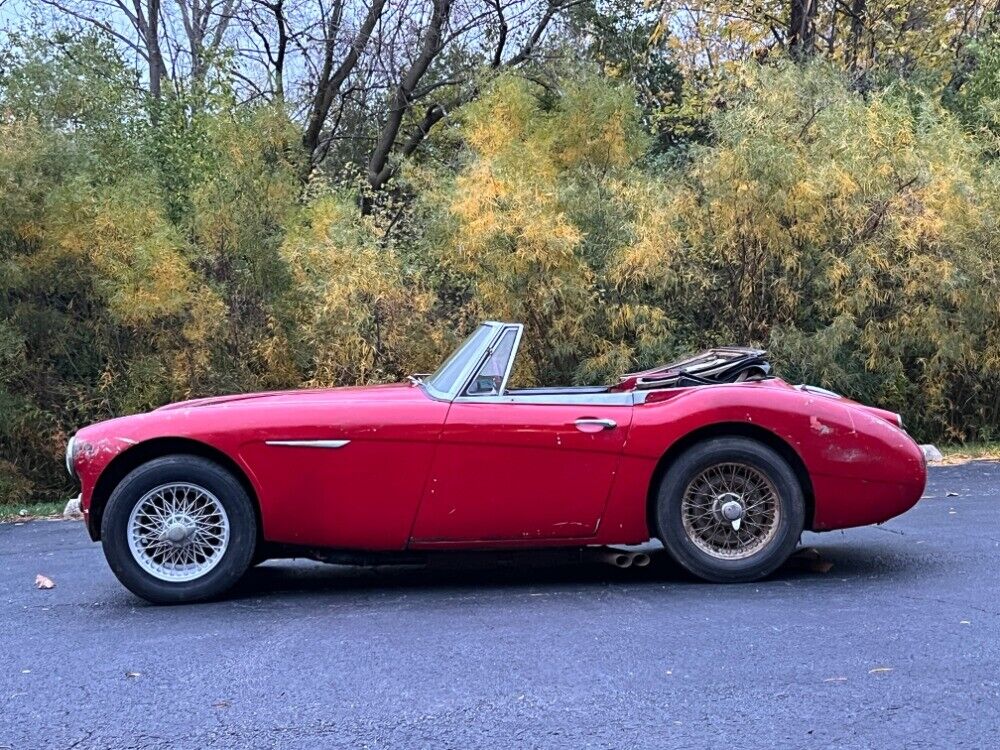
{"left": 70, "top": 323, "right": 926, "bottom": 554}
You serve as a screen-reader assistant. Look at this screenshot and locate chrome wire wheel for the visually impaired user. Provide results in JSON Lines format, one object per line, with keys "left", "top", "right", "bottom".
{"left": 680, "top": 462, "right": 781, "bottom": 561}
{"left": 126, "top": 482, "right": 230, "bottom": 583}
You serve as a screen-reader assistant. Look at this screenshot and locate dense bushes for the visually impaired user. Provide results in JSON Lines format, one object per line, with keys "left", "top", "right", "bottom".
{"left": 613, "top": 65, "right": 1000, "bottom": 442}
{"left": 2, "top": 32, "right": 1000, "bottom": 504}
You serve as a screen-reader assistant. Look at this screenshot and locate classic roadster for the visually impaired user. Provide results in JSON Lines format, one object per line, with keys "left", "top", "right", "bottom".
{"left": 66, "top": 321, "right": 927, "bottom": 603}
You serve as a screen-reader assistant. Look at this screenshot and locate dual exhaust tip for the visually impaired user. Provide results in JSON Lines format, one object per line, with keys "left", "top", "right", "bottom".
{"left": 593, "top": 549, "right": 651, "bottom": 569}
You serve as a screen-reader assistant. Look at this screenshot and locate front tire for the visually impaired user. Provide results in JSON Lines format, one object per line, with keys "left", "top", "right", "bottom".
{"left": 655, "top": 437, "right": 805, "bottom": 583}
{"left": 101, "top": 455, "right": 257, "bottom": 604}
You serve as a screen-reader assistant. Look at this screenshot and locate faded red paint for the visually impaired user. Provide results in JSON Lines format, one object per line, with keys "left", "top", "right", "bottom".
{"left": 71, "top": 377, "right": 926, "bottom": 550}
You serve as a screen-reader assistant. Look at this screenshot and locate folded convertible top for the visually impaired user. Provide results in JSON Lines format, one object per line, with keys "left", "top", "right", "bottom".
{"left": 614, "top": 347, "right": 772, "bottom": 391}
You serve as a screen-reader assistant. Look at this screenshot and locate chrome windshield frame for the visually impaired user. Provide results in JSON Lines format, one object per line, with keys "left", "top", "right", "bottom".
{"left": 495, "top": 325, "right": 523, "bottom": 395}
{"left": 423, "top": 321, "right": 642, "bottom": 405}
{"left": 421, "top": 321, "right": 513, "bottom": 401}
{"left": 454, "top": 323, "right": 524, "bottom": 400}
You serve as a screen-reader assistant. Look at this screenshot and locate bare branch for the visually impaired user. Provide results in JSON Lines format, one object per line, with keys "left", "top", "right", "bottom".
{"left": 367, "top": 0, "right": 453, "bottom": 192}
{"left": 302, "top": 0, "right": 388, "bottom": 166}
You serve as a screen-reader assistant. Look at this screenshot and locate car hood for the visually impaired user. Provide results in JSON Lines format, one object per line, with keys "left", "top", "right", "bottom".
{"left": 74, "top": 381, "right": 431, "bottom": 458}
{"left": 155, "top": 382, "right": 420, "bottom": 412}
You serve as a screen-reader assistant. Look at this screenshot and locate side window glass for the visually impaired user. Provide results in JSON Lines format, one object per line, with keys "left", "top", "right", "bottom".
{"left": 465, "top": 329, "right": 517, "bottom": 396}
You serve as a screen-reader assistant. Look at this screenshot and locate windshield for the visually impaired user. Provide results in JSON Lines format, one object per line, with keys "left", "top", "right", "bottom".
{"left": 424, "top": 324, "right": 495, "bottom": 395}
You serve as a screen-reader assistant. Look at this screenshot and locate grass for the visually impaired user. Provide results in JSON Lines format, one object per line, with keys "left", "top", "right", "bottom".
{"left": 936, "top": 441, "right": 1000, "bottom": 463}
{"left": 0, "top": 500, "right": 67, "bottom": 522}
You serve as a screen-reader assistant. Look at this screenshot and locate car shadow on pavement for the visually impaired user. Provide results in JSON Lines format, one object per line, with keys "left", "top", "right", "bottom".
{"left": 224, "top": 539, "right": 933, "bottom": 602}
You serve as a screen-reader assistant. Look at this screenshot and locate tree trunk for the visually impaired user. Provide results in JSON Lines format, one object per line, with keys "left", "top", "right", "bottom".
{"left": 301, "top": 0, "right": 387, "bottom": 173}
{"left": 364, "top": 0, "right": 566, "bottom": 210}
{"left": 788, "top": 0, "right": 818, "bottom": 59}
{"left": 366, "top": 0, "right": 453, "bottom": 196}
{"left": 146, "top": 0, "right": 164, "bottom": 101}
{"left": 846, "top": 0, "right": 867, "bottom": 71}
{"left": 272, "top": 0, "right": 287, "bottom": 100}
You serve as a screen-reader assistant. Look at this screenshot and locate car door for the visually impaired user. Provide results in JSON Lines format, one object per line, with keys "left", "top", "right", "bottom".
{"left": 409, "top": 327, "right": 633, "bottom": 544}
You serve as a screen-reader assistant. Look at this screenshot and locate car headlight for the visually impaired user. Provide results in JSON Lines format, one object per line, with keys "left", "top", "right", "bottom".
{"left": 65, "top": 435, "right": 77, "bottom": 478}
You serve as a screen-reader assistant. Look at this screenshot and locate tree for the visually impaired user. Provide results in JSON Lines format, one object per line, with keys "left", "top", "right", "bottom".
{"left": 653, "top": 2, "right": 998, "bottom": 84}
{"left": 27, "top": 0, "right": 579, "bottom": 201}
{"left": 36, "top": 1, "right": 239, "bottom": 99}
{"left": 613, "top": 62, "right": 1000, "bottom": 439}
{"left": 299, "top": 0, "right": 388, "bottom": 170}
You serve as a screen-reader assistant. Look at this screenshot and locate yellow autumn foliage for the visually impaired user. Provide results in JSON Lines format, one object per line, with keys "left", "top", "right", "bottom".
{"left": 612, "top": 63, "right": 1000, "bottom": 439}
{"left": 655, "top": 1, "right": 992, "bottom": 85}
{"left": 281, "top": 194, "right": 443, "bottom": 385}
{"left": 433, "top": 75, "right": 646, "bottom": 382}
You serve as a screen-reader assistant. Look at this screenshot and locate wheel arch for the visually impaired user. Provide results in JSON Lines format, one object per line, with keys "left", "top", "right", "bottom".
{"left": 87, "top": 437, "right": 263, "bottom": 543}
{"left": 645, "top": 421, "right": 815, "bottom": 534}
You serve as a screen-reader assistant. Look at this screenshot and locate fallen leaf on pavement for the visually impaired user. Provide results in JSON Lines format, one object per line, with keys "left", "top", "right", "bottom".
{"left": 34, "top": 575, "right": 54, "bottom": 590}
{"left": 125, "top": 672, "right": 141, "bottom": 679}
{"left": 823, "top": 677, "right": 847, "bottom": 682}
{"left": 946, "top": 491, "right": 959, "bottom": 497}
{"left": 868, "top": 667, "right": 893, "bottom": 674}
{"left": 212, "top": 701, "right": 231, "bottom": 709}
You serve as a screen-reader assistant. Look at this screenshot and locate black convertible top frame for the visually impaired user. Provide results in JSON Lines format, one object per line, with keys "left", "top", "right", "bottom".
{"left": 619, "top": 347, "right": 772, "bottom": 390}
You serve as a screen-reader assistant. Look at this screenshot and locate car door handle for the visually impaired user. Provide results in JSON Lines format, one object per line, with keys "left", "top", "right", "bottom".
{"left": 574, "top": 418, "right": 617, "bottom": 432}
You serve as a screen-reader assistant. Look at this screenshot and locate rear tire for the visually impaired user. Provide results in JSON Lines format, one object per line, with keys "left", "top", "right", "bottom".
{"left": 655, "top": 437, "right": 804, "bottom": 583}
{"left": 101, "top": 455, "right": 257, "bottom": 604}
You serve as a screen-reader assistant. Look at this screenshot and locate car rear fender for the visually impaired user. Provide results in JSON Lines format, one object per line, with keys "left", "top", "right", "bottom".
{"left": 641, "top": 421, "right": 816, "bottom": 534}
{"left": 596, "top": 382, "right": 925, "bottom": 540}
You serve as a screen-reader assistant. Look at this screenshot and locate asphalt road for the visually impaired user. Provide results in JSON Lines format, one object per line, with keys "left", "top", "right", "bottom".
{"left": 2, "top": 462, "right": 999, "bottom": 750}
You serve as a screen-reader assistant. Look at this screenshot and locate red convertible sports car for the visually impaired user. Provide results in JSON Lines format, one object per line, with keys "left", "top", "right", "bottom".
{"left": 66, "top": 321, "right": 927, "bottom": 603}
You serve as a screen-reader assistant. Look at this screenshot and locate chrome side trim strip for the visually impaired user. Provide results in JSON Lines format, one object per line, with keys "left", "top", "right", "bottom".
{"left": 265, "top": 439, "right": 351, "bottom": 449}
{"left": 454, "top": 392, "right": 637, "bottom": 406}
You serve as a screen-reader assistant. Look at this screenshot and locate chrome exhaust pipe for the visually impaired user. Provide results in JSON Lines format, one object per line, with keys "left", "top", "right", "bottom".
{"left": 631, "top": 552, "right": 651, "bottom": 568}
{"left": 590, "top": 549, "right": 655, "bottom": 568}
{"left": 594, "top": 550, "right": 633, "bottom": 568}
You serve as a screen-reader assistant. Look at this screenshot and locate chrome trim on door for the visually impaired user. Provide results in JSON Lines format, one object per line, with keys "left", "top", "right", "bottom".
{"left": 265, "top": 439, "right": 351, "bottom": 449}
{"left": 574, "top": 418, "right": 617, "bottom": 430}
{"left": 455, "top": 392, "right": 636, "bottom": 406}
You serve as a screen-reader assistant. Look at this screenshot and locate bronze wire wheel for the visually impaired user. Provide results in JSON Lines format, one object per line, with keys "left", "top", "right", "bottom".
{"left": 680, "top": 461, "right": 781, "bottom": 560}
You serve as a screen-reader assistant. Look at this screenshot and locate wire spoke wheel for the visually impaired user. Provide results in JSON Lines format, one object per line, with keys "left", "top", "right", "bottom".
{"left": 680, "top": 462, "right": 780, "bottom": 560}
{"left": 126, "top": 482, "right": 230, "bottom": 582}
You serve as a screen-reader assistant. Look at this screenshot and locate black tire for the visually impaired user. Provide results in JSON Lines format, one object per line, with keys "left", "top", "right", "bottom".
{"left": 101, "top": 455, "right": 258, "bottom": 604}
{"left": 654, "top": 437, "right": 805, "bottom": 583}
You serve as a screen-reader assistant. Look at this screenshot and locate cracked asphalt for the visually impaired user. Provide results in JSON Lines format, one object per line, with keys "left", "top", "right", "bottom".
{"left": 2, "top": 461, "right": 999, "bottom": 749}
